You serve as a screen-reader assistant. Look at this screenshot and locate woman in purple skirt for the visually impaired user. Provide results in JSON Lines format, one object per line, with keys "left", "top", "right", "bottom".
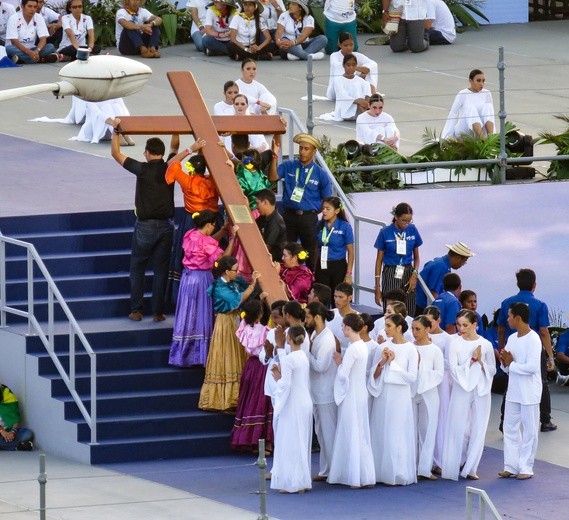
{"left": 169, "top": 210, "right": 236, "bottom": 367}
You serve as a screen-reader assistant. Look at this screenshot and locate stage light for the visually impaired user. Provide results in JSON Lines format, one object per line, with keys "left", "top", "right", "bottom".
{"left": 341, "top": 140, "right": 363, "bottom": 160}
{"left": 505, "top": 130, "right": 536, "bottom": 180}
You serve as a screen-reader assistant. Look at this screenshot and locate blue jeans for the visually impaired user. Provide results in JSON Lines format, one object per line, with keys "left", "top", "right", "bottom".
{"left": 427, "top": 28, "right": 452, "bottom": 45}
{"left": 202, "top": 35, "right": 229, "bottom": 55}
{"left": 5, "top": 44, "right": 56, "bottom": 64}
{"left": 0, "top": 428, "right": 33, "bottom": 451}
{"left": 281, "top": 35, "right": 328, "bottom": 60}
{"left": 118, "top": 27, "right": 161, "bottom": 55}
{"left": 191, "top": 28, "right": 205, "bottom": 52}
{"left": 324, "top": 18, "right": 357, "bottom": 54}
{"left": 130, "top": 218, "right": 174, "bottom": 315}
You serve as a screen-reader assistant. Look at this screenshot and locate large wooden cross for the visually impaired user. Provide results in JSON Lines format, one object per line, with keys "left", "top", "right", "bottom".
{"left": 117, "top": 71, "right": 288, "bottom": 303}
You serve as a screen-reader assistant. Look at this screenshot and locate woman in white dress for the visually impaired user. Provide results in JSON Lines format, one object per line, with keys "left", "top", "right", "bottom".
{"left": 441, "top": 309, "right": 496, "bottom": 481}
{"left": 356, "top": 94, "right": 400, "bottom": 150}
{"left": 270, "top": 325, "right": 313, "bottom": 494}
{"left": 328, "top": 313, "right": 375, "bottom": 488}
{"left": 222, "top": 93, "right": 268, "bottom": 152}
{"left": 424, "top": 305, "right": 452, "bottom": 473}
{"left": 213, "top": 80, "right": 240, "bottom": 116}
{"left": 412, "top": 315, "right": 444, "bottom": 480}
{"left": 333, "top": 53, "right": 372, "bottom": 121}
{"left": 235, "top": 57, "right": 278, "bottom": 115}
{"left": 441, "top": 69, "right": 495, "bottom": 139}
{"left": 368, "top": 313, "right": 418, "bottom": 485}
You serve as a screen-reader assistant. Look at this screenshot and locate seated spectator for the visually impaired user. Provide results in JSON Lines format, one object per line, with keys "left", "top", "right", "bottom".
{"left": 0, "top": 0, "right": 16, "bottom": 47}
{"left": 274, "top": 0, "right": 326, "bottom": 61}
{"left": 385, "top": 0, "right": 429, "bottom": 54}
{"left": 227, "top": 0, "right": 277, "bottom": 61}
{"left": 326, "top": 32, "right": 378, "bottom": 101}
{"left": 115, "top": 0, "right": 162, "bottom": 58}
{"left": 235, "top": 58, "right": 278, "bottom": 115}
{"left": 213, "top": 80, "right": 241, "bottom": 115}
{"left": 259, "top": 0, "right": 285, "bottom": 38}
{"left": 255, "top": 188, "right": 286, "bottom": 262}
{"left": 5, "top": 0, "right": 58, "bottom": 64}
{"left": 202, "top": 0, "right": 237, "bottom": 56}
{"left": 425, "top": 0, "right": 456, "bottom": 46}
{"left": 37, "top": 0, "right": 62, "bottom": 47}
{"left": 188, "top": 0, "right": 208, "bottom": 52}
{"left": 356, "top": 94, "right": 400, "bottom": 150}
{"left": 333, "top": 53, "right": 371, "bottom": 121}
{"left": 57, "top": 0, "right": 101, "bottom": 62}
{"left": 0, "top": 384, "right": 34, "bottom": 451}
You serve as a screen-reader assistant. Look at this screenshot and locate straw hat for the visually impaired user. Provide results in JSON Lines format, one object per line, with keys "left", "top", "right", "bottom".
{"left": 293, "top": 133, "right": 321, "bottom": 149}
{"left": 445, "top": 242, "right": 475, "bottom": 257}
{"left": 289, "top": 0, "right": 309, "bottom": 15}
{"left": 238, "top": 0, "right": 264, "bottom": 14}
{"left": 218, "top": 0, "right": 238, "bottom": 8}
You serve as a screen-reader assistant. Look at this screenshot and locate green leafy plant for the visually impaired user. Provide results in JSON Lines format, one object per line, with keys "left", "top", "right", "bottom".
{"left": 537, "top": 114, "right": 569, "bottom": 179}
{"left": 85, "top": 0, "right": 121, "bottom": 48}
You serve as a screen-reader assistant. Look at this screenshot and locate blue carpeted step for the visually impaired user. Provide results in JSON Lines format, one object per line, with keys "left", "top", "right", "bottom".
{"left": 89, "top": 432, "right": 232, "bottom": 464}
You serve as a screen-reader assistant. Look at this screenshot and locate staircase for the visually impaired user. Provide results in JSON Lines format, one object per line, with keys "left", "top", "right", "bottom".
{"left": 0, "top": 209, "right": 234, "bottom": 464}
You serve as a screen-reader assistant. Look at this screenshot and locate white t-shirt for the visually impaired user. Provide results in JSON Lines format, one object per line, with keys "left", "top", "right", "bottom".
{"left": 115, "top": 6, "right": 154, "bottom": 48}
{"left": 0, "top": 1, "right": 16, "bottom": 39}
{"left": 204, "top": 7, "right": 235, "bottom": 41}
{"left": 188, "top": 0, "right": 208, "bottom": 34}
{"left": 59, "top": 13, "right": 93, "bottom": 50}
{"left": 276, "top": 11, "right": 314, "bottom": 42}
{"left": 259, "top": 0, "right": 285, "bottom": 30}
{"left": 394, "top": 0, "right": 427, "bottom": 20}
{"left": 229, "top": 13, "right": 268, "bottom": 46}
{"left": 356, "top": 111, "right": 400, "bottom": 148}
{"left": 6, "top": 12, "right": 49, "bottom": 49}
{"left": 324, "top": 0, "right": 356, "bottom": 23}
{"left": 426, "top": 0, "right": 456, "bottom": 43}
{"left": 39, "top": 4, "right": 60, "bottom": 24}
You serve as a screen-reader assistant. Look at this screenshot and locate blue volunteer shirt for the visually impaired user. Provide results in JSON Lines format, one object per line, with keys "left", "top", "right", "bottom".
{"left": 374, "top": 223, "right": 423, "bottom": 266}
{"left": 433, "top": 291, "right": 461, "bottom": 332}
{"left": 278, "top": 159, "right": 332, "bottom": 211}
{"left": 416, "top": 254, "right": 451, "bottom": 308}
{"left": 496, "top": 290, "right": 549, "bottom": 339}
{"left": 317, "top": 218, "right": 354, "bottom": 261}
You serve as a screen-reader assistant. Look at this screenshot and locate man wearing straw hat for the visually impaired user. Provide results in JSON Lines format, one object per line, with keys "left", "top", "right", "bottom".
{"left": 269, "top": 133, "right": 332, "bottom": 271}
{"left": 415, "top": 241, "right": 475, "bottom": 316}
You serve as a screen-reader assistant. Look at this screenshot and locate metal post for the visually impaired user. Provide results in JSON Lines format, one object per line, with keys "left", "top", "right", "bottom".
{"left": 353, "top": 218, "right": 360, "bottom": 303}
{"left": 38, "top": 453, "right": 47, "bottom": 520}
{"left": 306, "top": 56, "right": 314, "bottom": 135}
{"left": 497, "top": 46, "right": 507, "bottom": 184}
{"left": 256, "top": 439, "right": 269, "bottom": 520}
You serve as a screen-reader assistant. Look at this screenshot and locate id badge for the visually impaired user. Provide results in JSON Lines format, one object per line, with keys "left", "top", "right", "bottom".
{"left": 395, "top": 264, "right": 404, "bottom": 279}
{"left": 320, "top": 245, "right": 329, "bottom": 270}
{"left": 290, "top": 186, "right": 305, "bottom": 203}
{"left": 396, "top": 237, "right": 406, "bottom": 255}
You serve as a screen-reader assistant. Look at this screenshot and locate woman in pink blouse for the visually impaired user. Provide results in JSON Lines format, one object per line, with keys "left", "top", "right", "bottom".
{"left": 278, "top": 242, "right": 315, "bottom": 303}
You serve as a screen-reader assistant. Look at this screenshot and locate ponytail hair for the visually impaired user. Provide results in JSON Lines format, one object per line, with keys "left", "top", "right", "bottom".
{"left": 306, "top": 301, "right": 334, "bottom": 322}
{"left": 342, "top": 313, "right": 364, "bottom": 332}
{"left": 287, "top": 325, "right": 306, "bottom": 346}
{"left": 413, "top": 315, "right": 431, "bottom": 329}
{"left": 386, "top": 313, "right": 408, "bottom": 333}
{"left": 284, "top": 300, "right": 306, "bottom": 322}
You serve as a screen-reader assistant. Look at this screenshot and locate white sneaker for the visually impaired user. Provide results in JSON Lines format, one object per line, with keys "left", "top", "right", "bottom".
{"left": 287, "top": 53, "right": 300, "bottom": 61}
{"left": 309, "top": 51, "right": 325, "bottom": 61}
{"left": 556, "top": 373, "right": 569, "bottom": 386}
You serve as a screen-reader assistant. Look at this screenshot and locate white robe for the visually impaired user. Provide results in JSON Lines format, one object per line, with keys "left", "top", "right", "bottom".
{"left": 441, "top": 88, "right": 495, "bottom": 139}
{"left": 309, "top": 327, "right": 338, "bottom": 477}
{"left": 235, "top": 78, "right": 278, "bottom": 115}
{"left": 412, "top": 343, "right": 444, "bottom": 478}
{"left": 355, "top": 111, "right": 400, "bottom": 150}
{"left": 441, "top": 335, "right": 496, "bottom": 481}
{"left": 328, "top": 339, "right": 375, "bottom": 487}
{"left": 333, "top": 75, "right": 372, "bottom": 121}
{"left": 271, "top": 349, "right": 313, "bottom": 492}
{"left": 368, "top": 341, "right": 418, "bottom": 485}
{"left": 326, "top": 50, "right": 378, "bottom": 101}
{"left": 326, "top": 309, "right": 353, "bottom": 355}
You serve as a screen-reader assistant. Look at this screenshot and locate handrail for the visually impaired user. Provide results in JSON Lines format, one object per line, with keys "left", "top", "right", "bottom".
{"left": 0, "top": 232, "right": 97, "bottom": 444}
{"left": 466, "top": 486, "right": 502, "bottom": 520}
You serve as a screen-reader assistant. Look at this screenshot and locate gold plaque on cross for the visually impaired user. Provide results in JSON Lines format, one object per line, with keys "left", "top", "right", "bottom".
{"left": 227, "top": 204, "right": 254, "bottom": 224}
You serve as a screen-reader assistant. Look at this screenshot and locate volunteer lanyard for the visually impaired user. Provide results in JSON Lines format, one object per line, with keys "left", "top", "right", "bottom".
{"left": 295, "top": 166, "right": 313, "bottom": 187}
{"left": 321, "top": 224, "right": 335, "bottom": 245}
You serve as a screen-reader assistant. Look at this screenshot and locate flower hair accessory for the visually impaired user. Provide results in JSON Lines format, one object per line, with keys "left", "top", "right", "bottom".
{"left": 214, "top": 261, "right": 219, "bottom": 267}
{"left": 339, "top": 201, "right": 344, "bottom": 210}
{"left": 240, "top": 311, "right": 246, "bottom": 319}
{"left": 185, "top": 161, "right": 195, "bottom": 174}
{"left": 242, "top": 156, "right": 255, "bottom": 170}
{"left": 192, "top": 212, "right": 200, "bottom": 218}
{"left": 297, "top": 250, "right": 308, "bottom": 260}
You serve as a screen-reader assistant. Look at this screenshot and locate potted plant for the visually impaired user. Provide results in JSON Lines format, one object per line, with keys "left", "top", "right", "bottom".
{"left": 537, "top": 114, "right": 569, "bottom": 179}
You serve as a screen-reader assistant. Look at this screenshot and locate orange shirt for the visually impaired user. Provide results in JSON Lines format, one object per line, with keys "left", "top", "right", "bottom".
{"left": 165, "top": 162, "right": 219, "bottom": 213}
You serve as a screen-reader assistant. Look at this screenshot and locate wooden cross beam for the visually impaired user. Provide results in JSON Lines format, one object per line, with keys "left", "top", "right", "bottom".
{"left": 118, "top": 71, "right": 288, "bottom": 304}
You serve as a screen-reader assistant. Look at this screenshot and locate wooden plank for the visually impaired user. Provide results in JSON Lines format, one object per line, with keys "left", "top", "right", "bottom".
{"left": 166, "top": 71, "right": 288, "bottom": 304}
{"left": 118, "top": 115, "right": 287, "bottom": 136}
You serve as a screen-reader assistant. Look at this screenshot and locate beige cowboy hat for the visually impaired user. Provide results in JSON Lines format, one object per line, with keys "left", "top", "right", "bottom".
{"left": 238, "top": 0, "right": 264, "bottom": 13}
{"left": 289, "top": 0, "right": 309, "bottom": 15}
{"left": 445, "top": 242, "right": 476, "bottom": 257}
{"left": 293, "top": 133, "right": 321, "bottom": 149}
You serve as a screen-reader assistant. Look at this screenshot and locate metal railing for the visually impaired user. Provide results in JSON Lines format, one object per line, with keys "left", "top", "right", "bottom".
{"left": 466, "top": 486, "right": 501, "bottom": 520}
{"left": 0, "top": 232, "right": 97, "bottom": 444}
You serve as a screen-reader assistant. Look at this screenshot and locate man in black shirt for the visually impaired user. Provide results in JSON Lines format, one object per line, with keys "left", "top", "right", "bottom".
{"left": 255, "top": 189, "right": 286, "bottom": 263}
{"left": 110, "top": 118, "right": 182, "bottom": 322}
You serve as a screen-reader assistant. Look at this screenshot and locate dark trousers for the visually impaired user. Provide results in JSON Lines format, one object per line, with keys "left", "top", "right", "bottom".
{"left": 130, "top": 218, "right": 174, "bottom": 315}
{"left": 59, "top": 44, "right": 102, "bottom": 59}
{"left": 390, "top": 19, "right": 429, "bottom": 53}
{"left": 283, "top": 209, "right": 318, "bottom": 271}
{"left": 315, "top": 258, "right": 347, "bottom": 301}
{"left": 119, "top": 27, "right": 160, "bottom": 55}
{"left": 0, "top": 428, "right": 33, "bottom": 451}
{"left": 226, "top": 38, "right": 278, "bottom": 61}
{"left": 427, "top": 28, "right": 452, "bottom": 45}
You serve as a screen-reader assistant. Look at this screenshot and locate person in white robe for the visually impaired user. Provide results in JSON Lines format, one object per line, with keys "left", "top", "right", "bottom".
{"left": 368, "top": 313, "right": 418, "bottom": 485}
{"left": 441, "top": 69, "right": 495, "bottom": 140}
{"left": 327, "top": 313, "right": 375, "bottom": 488}
{"left": 424, "top": 305, "right": 452, "bottom": 472}
{"left": 222, "top": 93, "right": 268, "bottom": 153}
{"left": 374, "top": 301, "right": 414, "bottom": 344}
{"left": 411, "top": 315, "right": 444, "bottom": 480}
{"left": 326, "top": 31, "right": 378, "bottom": 101}
{"left": 270, "top": 325, "right": 313, "bottom": 493}
{"left": 356, "top": 94, "right": 400, "bottom": 150}
{"left": 498, "top": 302, "right": 542, "bottom": 480}
{"left": 326, "top": 282, "right": 357, "bottom": 355}
{"left": 235, "top": 57, "right": 278, "bottom": 115}
{"left": 213, "top": 80, "right": 241, "bottom": 116}
{"left": 360, "top": 313, "right": 380, "bottom": 414}
{"left": 305, "top": 301, "right": 338, "bottom": 480}
{"left": 441, "top": 309, "right": 496, "bottom": 481}
{"left": 333, "top": 53, "right": 372, "bottom": 122}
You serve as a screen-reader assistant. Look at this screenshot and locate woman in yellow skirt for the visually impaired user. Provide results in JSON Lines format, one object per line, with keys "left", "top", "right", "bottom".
{"left": 199, "top": 255, "right": 262, "bottom": 412}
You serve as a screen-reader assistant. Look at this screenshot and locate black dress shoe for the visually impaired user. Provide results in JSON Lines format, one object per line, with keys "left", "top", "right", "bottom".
{"left": 540, "top": 422, "right": 557, "bottom": 432}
